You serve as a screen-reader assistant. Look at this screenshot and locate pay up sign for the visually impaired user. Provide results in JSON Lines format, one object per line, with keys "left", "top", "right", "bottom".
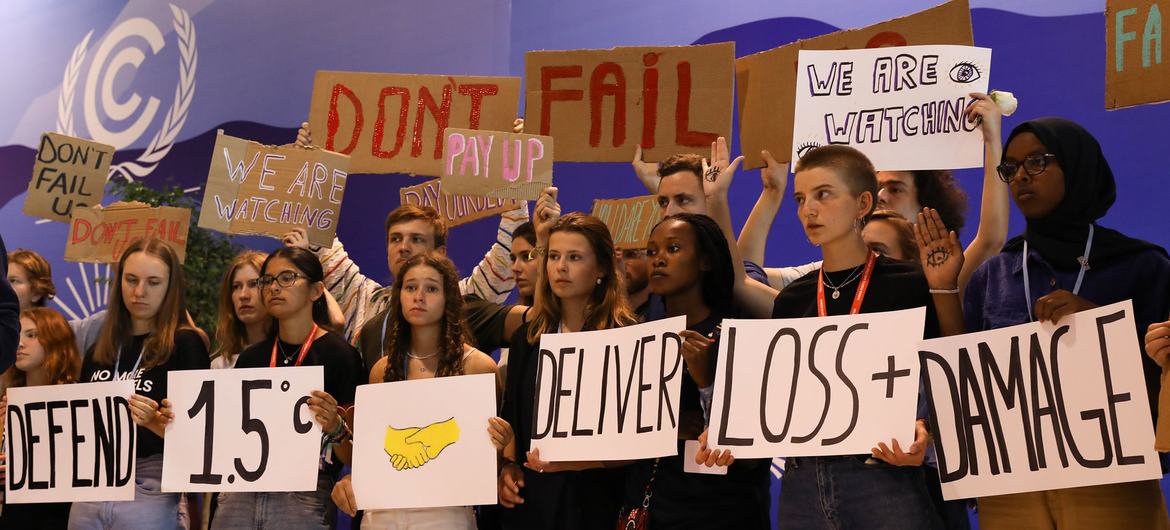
{"left": 5, "top": 381, "right": 136, "bottom": 503}
{"left": 198, "top": 131, "right": 350, "bottom": 247}
{"left": 440, "top": 128, "right": 553, "bottom": 201}
{"left": 708, "top": 308, "right": 925, "bottom": 458}
{"left": 920, "top": 301, "right": 1161, "bottom": 500}
{"left": 162, "top": 367, "right": 323, "bottom": 492}
{"left": 23, "top": 132, "right": 113, "bottom": 223}
{"left": 530, "top": 316, "right": 686, "bottom": 461}
{"left": 791, "top": 45, "right": 991, "bottom": 170}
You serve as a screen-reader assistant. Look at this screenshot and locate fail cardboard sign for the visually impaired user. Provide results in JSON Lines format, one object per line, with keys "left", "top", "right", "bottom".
{"left": 736, "top": 0, "right": 973, "bottom": 168}
{"left": 1106, "top": 0, "right": 1169, "bottom": 109}
{"left": 162, "top": 367, "right": 324, "bottom": 492}
{"left": 198, "top": 131, "right": 350, "bottom": 247}
{"left": 399, "top": 178, "right": 519, "bottom": 228}
{"left": 708, "top": 308, "right": 925, "bottom": 458}
{"left": 791, "top": 45, "right": 991, "bottom": 170}
{"left": 66, "top": 202, "right": 190, "bottom": 263}
{"left": 308, "top": 71, "right": 521, "bottom": 176}
{"left": 525, "top": 43, "right": 734, "bottom": 162}
{"left": 23, "top": 132, "right": 113, "bottom": 223}
{"left": 920, "top": 301, "right": 1161, "bottom": 500}
{"left": 440, "top": 128, "right": 553, "bottom": 201}
{"left": 591, "top": 196, "right": 662, "bottom": 250}
{"left": 530, "top": 316, "right": 687, "bottom": 461}
{"left": 351, "top": 374, "right": 497, "bottom": 510}
{"left": 5, "top": 381, "right": 136, "bottom": 503}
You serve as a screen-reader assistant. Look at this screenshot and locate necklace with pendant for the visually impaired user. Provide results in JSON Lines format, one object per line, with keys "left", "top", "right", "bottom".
{"left": 277, "top": 341, "right": 297, "bottom": 365}
{"left": 409, "top": 351, "right": 439, "bottom": 372}
{"left": 822, "top": 263, "right": 866, "bottom": 300}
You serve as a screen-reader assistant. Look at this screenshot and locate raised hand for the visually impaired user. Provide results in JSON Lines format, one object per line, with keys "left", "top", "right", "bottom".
{"left": 405, "top": 417, "right": 461, "bottom": 460}
{"left": 871, "top": 419, "right": 930, "bottom": 466}
{"left": 512, "top": 117, "right": 525, "bottom": 134}
{"left": 534, "top": 187, "right": 561, "bottom": 246}
{"left": 701, "top": 137, "right": 744, "bottom": 199}
{"left": 965, "top": 92, "right": 1003, "bottom": 147}
{"left": 383, "top": 425, "right": 429, "bottom": 470}
{"left": 632, "top": 145, "right": 661, "bottom": 194}
{"left": 759, "top": 150, "right": 789, "bottom": 195}
{"left": 1145, "top": 322, "right": 1170, "bottom": 367}
{"left": 914, "top": 208, "right": 963, "bottom": 291}
{"left": 296, "top": 121, "right": 313, "bottom": 148}
{"left": 282, "top": 227, "right": 310, "bottom": 249}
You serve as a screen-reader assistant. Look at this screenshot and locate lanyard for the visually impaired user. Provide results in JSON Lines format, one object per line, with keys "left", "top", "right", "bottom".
{"left": 816, "top": 251, "right": 877, "bottom": 317}
{"left": 113, "top": 343, "right": 146, "bottom": 378}
{"left": 1023, "top": 224, "right": 1094, "bottom": 322}
{"left": 380, "top": 311, "right": 390, "bottom": 358}
{"left": 270, "top": 323, "right": 320, "bottom": 367}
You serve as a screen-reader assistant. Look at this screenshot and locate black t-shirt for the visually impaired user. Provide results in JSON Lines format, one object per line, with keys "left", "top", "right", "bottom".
{"left": 235, "top": 330, "right": 363, "bottom": 406}
{"left": 81, "top": 328, "right": 210, "bottom": 458}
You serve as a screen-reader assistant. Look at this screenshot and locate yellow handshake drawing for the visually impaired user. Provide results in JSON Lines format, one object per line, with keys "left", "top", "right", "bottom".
{"left": 383, "top": 417, "right": 460, "bottom": 470}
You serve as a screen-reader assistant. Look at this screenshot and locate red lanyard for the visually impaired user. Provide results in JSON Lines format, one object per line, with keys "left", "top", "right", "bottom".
{"left": 269, "top": 323, "right": 319, "bottom": 367}
{"left": 816, "top": 251, "right": 877, "bottom": 317}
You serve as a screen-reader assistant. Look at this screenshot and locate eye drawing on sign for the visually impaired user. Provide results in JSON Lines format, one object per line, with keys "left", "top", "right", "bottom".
{"left": 796, "top": 141, "right": 823, "bottom": 159}
{"left": 383, "top": 418, "right": 460, "bottom": 471}
{"left": 948, "top": 61, "right": 982, "bottom": 84}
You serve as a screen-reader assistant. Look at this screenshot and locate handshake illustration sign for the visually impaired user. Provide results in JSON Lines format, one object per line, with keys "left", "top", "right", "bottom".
{"left": 383, "top": 418, "right": 461, "bottom": 470}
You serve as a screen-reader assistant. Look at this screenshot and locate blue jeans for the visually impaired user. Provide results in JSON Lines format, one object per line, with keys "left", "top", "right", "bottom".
{"left": 210, "top": 474, "right": 335, "bottom": 530}
{"left": 68, "top": 454, "right": 180, "bottom": 530}
{"left": 777, "top": 456, "right": 943, "bottom": 530}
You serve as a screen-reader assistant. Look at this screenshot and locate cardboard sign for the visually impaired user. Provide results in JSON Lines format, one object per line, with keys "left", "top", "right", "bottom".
{"left": 351, "top": 374, "right": 497, "bottom": 510}
{"left": 791, "top": 45, "right": 991, "bottom": 170}
{"left": 525, "top": 43, "right": 734, "bottom": 162}
{"left": 591, "top": 196, "right": 662, "bottom": 250}
{"left": 399, "top": 178, "right": 519, "bottom": 228}
{"left": 1106, "top": 0, "right": 1169, "bottom": 109}
{"left": 530, "top": 316, "right": 687, "bottom": 461}
{"left": 4, "top": 381, "right": 136, "bottom": 503}
{"left": 23, "top": 132, "right": 113, "bottom": 223}
{"left": 920, "top": 301, "right": 1161, "bottom": 500}
{"left": 440, "top": 128, "right": 553, "bottom": 201}
{"left": 708, "top": 308, "right": 925, "bottom": 458}
{"left": 308, "top": 71, "right": 521, "bottom": 176}
{"left": 736, "top": 0, "right": 974, "bottom": 168}
{"left": 66, "top": 202, "right": 190, "bottom": 263}
{"left": 162, "top": 367, "right": 324, "bottom": 492}
{"left": 198, "top": 131, "right": 350, "bottom": 247}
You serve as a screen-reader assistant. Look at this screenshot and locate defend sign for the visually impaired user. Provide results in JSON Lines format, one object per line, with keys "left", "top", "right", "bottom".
{"left": 162, "top": 367, "right": 324, "bottom": 492}
{"left": 708, "top": 308, "right": 925, "bottom": 458}
{"left": 198, "top": 131, "right": 350, "bottom": 247}
{"left": 530, "top": 316, "right": 686, "bottom": 461}
{"left": 920, "top": 301, "right": 1161, "bottom": 500}
{"left": 525, "top": 43, "right": 734, "bottom": 162}
{"left": 23, "top": 132, "right": 113, "bottom": 223}
{"left": 5, "top": 381, "right": 136, "bottom": 503}
{"left": 791, "top": 45, "right": 991, "bottom": 170}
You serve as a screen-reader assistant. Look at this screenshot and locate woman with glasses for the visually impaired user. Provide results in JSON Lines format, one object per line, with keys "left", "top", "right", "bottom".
{"left": 964, "top": 117, "right": 1170, "bottom": 529}
{"left": 216, "top": 247, "right": 364, "bottom": 530}
{"left": 69, "top": 238, "right": 210, "bottom": 530}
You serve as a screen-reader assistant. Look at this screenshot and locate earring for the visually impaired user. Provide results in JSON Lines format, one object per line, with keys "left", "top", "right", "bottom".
{"left": 596, "top": 278, "right": 603, "bottom": 285}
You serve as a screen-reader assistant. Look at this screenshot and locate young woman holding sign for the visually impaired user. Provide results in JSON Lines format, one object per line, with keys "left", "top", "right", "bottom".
{"left": 0, "top": 308, "right": 80, "bottom": 528}
{"left": 497, "top": 201, "right": 639, "bottom": 530}
{"left": 215, "top": 247, "right": 364, "bottom": 530}
{"left": 964, "top": 118, "right": 1170, "bottom": 528}
{"left": 329, "top": 252, "right": 512, "bottom": 529}
{"left": 69, "top": 238, "right": 210, "bottom": 530}
{"left": 694, "top": 141, "right": 969, "bottom": 529}
{"left": 211, "top": 251, "right": 271, "bottom": 369}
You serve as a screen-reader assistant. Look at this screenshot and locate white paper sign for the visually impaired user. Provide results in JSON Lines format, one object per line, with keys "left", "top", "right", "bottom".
{"left": 708, "top": 308, "right": 925, "bottom": 458}
{"left": 530, "top": 316, "right": 687, "bottom": 461}
{"left": 4, "top": 381, "right": 136, "bottom": 503}
{"left": 791, "top": 45, "right": 992, "bottom": 170}
{"left": 920, "top": 301, "right": 1161, "bottom": 500}
{"left": 351, "top": 374, "right": 497, "bottom": 510}
{"left": 162, "top": 367, "right": 324, "bottom": 492}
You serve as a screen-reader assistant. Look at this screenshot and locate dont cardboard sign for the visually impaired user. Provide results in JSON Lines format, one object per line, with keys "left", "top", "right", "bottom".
{"left": 530, "top": 316, "right": 687, "bottom": 461}
{"left": 791, "top": 45, "right": 991, "bottom": 170}
{"left": 23, "top": 132, "right": 113, "bottom": 223}
{"left": 308, "top": 71, "right": 521, "bottom": 176}
{"left": 5, "top": 381, "right": 136, "bottom": 503}
{"left": 198, "top": 131, "right": 350, "bottom": 247}
{"left": 351, "top": 374, "right": 497, "bottom": 510}
{"left": 440, "top": 128, "right": 553, "bottom": 201}
{"left": 708, "top": 308, "right": 925, "bottom": 458}
{"left": 591, "top": 196, "right": 662, "bottom": 250}
{"left": 1106, "top": 0, "right": 1170, "bottom": 109}
{"left": 399, "top": 178, "right": 519, "bottom": 228}
{"left": 66, "top": 202, "right": 190, "bottom": 263}
{"left": 920, "top": 301, "right": 1161, "bottom": 500}
{"left": 162, "top": 367, "right": 324, "bottom": 492}
{"left": 736, "top": 0, "right": 973, "bottom": 168}
{"left": 525, "top": 43, "right": 734, "bottom": 162}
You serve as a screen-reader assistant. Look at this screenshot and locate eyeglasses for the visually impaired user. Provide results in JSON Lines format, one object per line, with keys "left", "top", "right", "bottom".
{"left": 996, "top": 154, "right": 1057, "bottom": 183}
{"left": 258, "top": 271, "right": 308, "bottom": 290}
{"left": 515, "top": 250, "right": 538, "bottom": 263}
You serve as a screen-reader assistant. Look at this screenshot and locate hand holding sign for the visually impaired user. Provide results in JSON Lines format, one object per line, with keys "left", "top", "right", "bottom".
{"left": 1145, "top": 321, "right": 1170, "bottom": 367}
{"left": 632, "top": 145, "right": 661, "bottom": 194}
{"left": 129, "top": 394, "right": 174, "bottom": 438}
{"left": 965, "top": 92, "right": 1004, "bottom": 146}
{"left": 534, "top": 187, "right": 561, "bottom": 245}
{"left": 1034, "top": 290, "right": 1100, "bottom": 324}
{"left": 759, "top": 150, "right": 789, "bottom": 195}
{"left": 871, "top": 418, "right": 930, "bottom": 466}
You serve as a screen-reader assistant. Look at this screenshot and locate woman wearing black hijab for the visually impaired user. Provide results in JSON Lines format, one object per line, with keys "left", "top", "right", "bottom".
{"left": 963, "top": 117, "right": 1170, "bottom": 529}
